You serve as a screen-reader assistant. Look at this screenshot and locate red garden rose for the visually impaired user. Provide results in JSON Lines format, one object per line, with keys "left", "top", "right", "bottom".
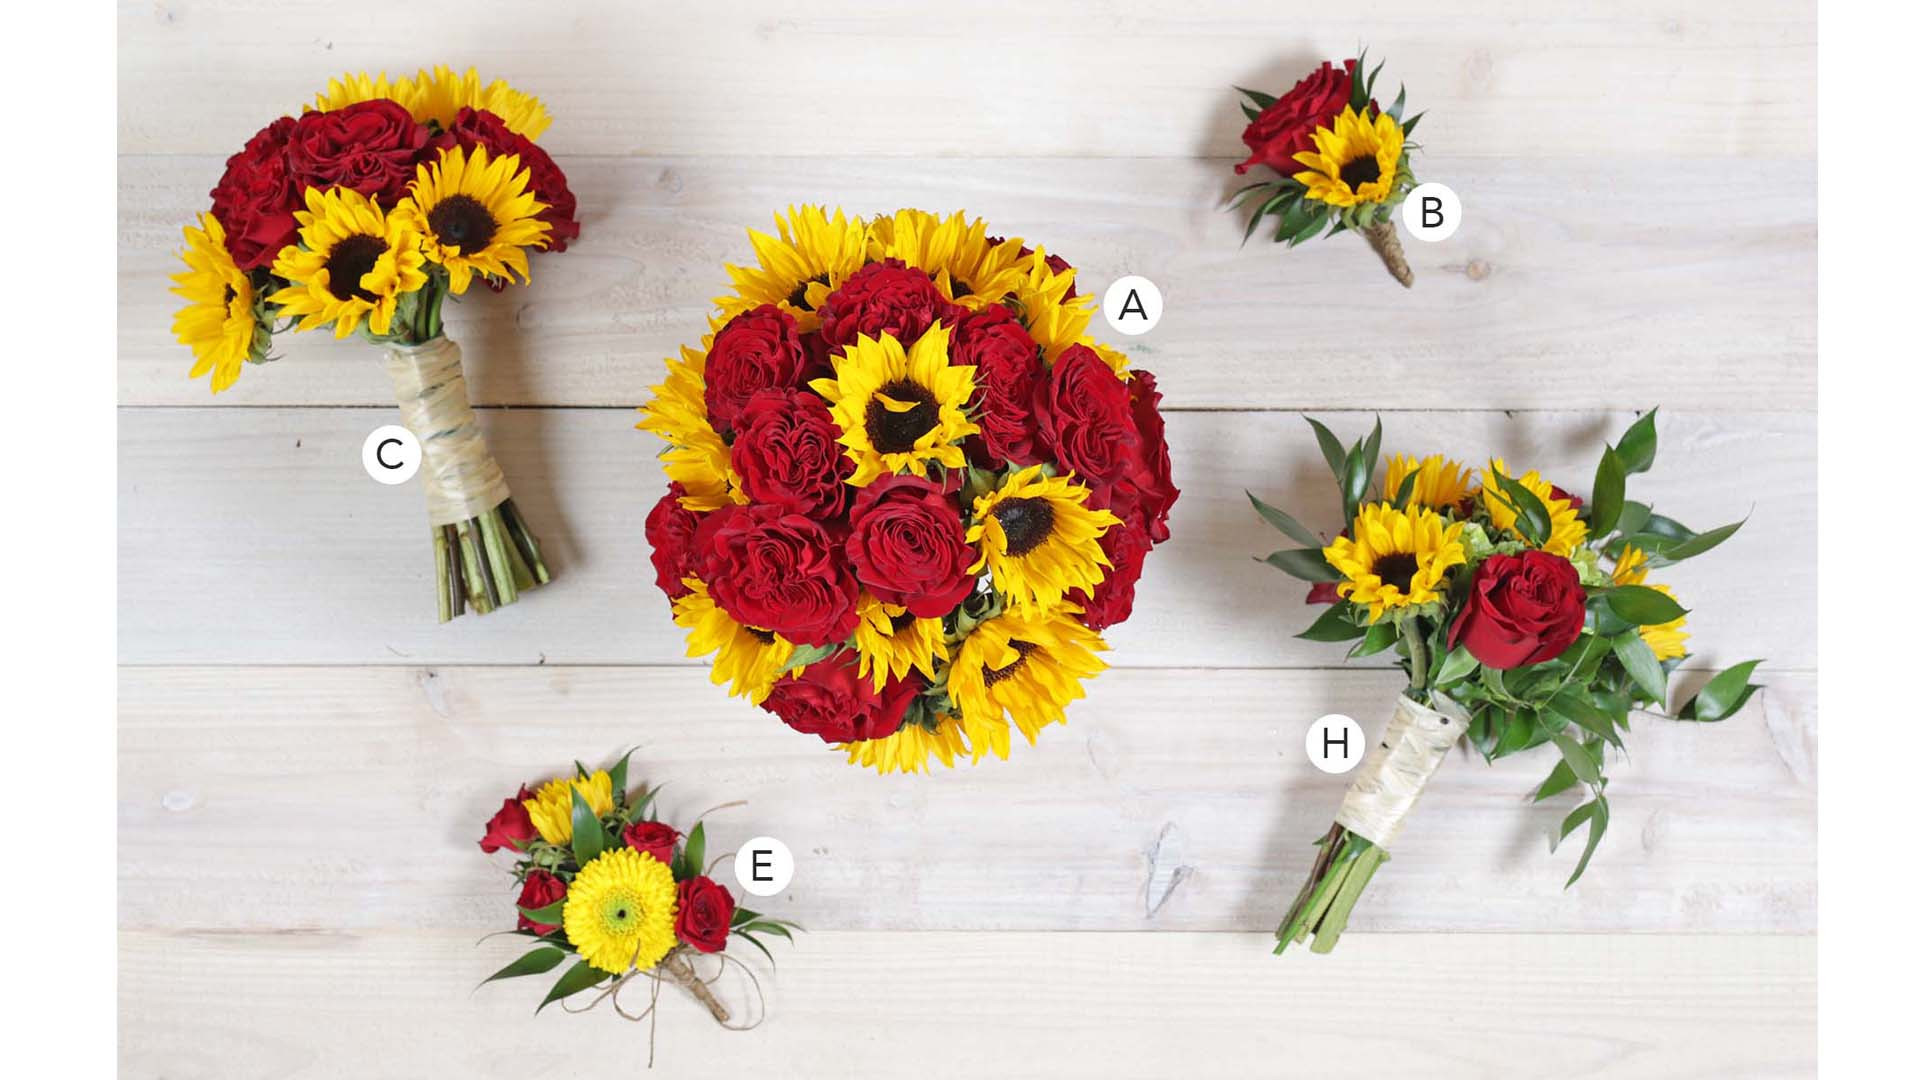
{"left": 1306, "top": 581, "right": 1341, "bottom": 604}
{"left": 1236, "top": 59, "right": 1358, "bottom": 176}
{"left": 478, "top": 784, "right": 537, "bottom": 852}
{"left": 1036, "top": 345, "right": 1148, "bottom": 507}
{"left": 698, "top": 503, "right": 860, "bottom": 646}
{"left": 703, "top": 304, "right": 813, "bottom": 433}
{"left": 516, "top": 870, "right": 567, "bottom": 934}
{"left": 430, "top": 106, "right": 580, "bottom": 251}
{"left": 286, "top": 99, "right": 428, "bottom": 208}
{"left": 1448, "top": 551, "right": 1588, "bottom": 669}
{"left": 730, "top": 388, "right": 856, "bottom": 518}
{"left": 816, "top": 258, "right": 963, "bottom": 351}
{"left": 846, "top": 473, "right": 977, "bottom": 618}
{"left": 645, "top": 483, "right": 703, "bottom": 604}
{"left": 622, "top": 821, "right": 681, "bottom": 866}
{"left": 1070, "top": 518, "right": 1151, "bottom": 631}
{"left": 761, "top": 652, "right": 920, "bottom": 744}
{"left": 208, "top": 116, "right": 302, "bottom": 270}
{"left": 1118, "top": 368, "right": 1178, "bottom": 543}
{"left": 954, "top": 306, "right": 1047, "bottom": 467}
{"left": 675, "top": 875, "right": 737, "bottom": 953}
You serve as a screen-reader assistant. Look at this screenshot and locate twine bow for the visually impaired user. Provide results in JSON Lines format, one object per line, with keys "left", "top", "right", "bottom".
{"left": 562, "top": 945, "right": 768, "bottom": 1067}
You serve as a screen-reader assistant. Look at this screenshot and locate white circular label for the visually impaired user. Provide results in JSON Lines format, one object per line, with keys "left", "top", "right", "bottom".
{"left": 1401, "top": 182, "right": 1461, "bottom": 243}
{"left": 733, "top": 835, "right": 794, "bottom": 897}
{"left": 1305, "top": 714, "right": 1367, "bottom": 774}
{"left": 361, "top": 424, "right": 421, "bottom": 485}
{"left": 1101, "top": 275, "right": 1162, "bottom": 336}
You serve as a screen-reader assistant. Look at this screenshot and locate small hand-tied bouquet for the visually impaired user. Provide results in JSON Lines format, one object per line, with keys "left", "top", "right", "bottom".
{"left": 1252, "top": 411, "right": 1761, "bottom": 954}
{"left": 477, "top": 753, "right": 796, "bottom": 1060}
{"left": 640, "top": 207, "right": 1179, "bottom": 773}
{"left": 1226, "top": 52, "right": 1423, "bottom": 286}
{"left": 168, "top": 67, "right": 581, "bottom": 621}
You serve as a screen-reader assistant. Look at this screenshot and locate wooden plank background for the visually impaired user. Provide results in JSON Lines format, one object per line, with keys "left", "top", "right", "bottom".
{"left": 118, "top": 2, "right": 1818, "bottom": 1076}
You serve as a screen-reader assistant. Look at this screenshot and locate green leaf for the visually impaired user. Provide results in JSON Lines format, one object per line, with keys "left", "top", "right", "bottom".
{"left": 733, "top": 931, "right": 778, "bottom": 966}
{"left": 1549, "top": 731, "right": 1601, "bottom": 783}
{"left": 1304, "top": 417, "right": 1348, "bottom": 479}
{"left": 1533, "top": 759, "right": 1579, "bottom": 802}
{"left": 1545, "top": 688, "right": 1623, "bottom": 749}
{"left": 1247, "top": 491, "right": 1322, "bottom": 547}
{"left": 1236, "top": 85, "right": 1278, "bottom": 109}
{"left": 1348, "top": 619, "right": 1398, "bottom": 659}
{"left": 1297, "top": 605, "right": 1365, "bottom": 642}
{"left": 607, "top": 747, "right": 637, "bottom": 808}
{"left": 1386, "top": 84, "right": 1407, "bottom": 121}
{"left": 537, "top": 960, "right": 608, "bottom": 1013}
{"left": 483, "top": 946, "right": 567, "bottom": 985}
{"left": 1491, "top": 709, "right": 1538, "bottom": 758}
{"left": 569, "top": 789, "right": 604, "bottom": 867}
{"left": 1613, "top": 500, "right": 1652, "bottom": 539}
{"left": 1488, "top": 471, "right": 1553, "bottom": 545}
{"left": 517, "top": 899, "right": 567, "bottom": 926}
{"left": 1360, "top": 417, "right": 1383, "bottom": 493}
{"left": 1588, "top": 446, "right": 1626, "bottom": 536}
{"left": 731, "top": 906, "right": 761, "bottom": 928}
{"left": 1240, "top": 101, "right": 1262, "bottom": 123}
{"left": 1339, "top": 436, "right": 1371, "bottom": 517}
{"left": 1430, "top": 646, "right": 1480, "bottom": 687}
{"left": 1652, "top": 518, "right": 1746, "bottom": 565}
{"left": 1260, "top": 548, "right": 1339, "bottom": 582}
{"left": 1557, "top": 797, "right": 1610, "bottom": 887}
{"left": 1605, "top": 585, "right": 1689, "bottom": 626}
{"left": 781, "top": 642, "right": 836, "bottom": 674}
{"left": 676, "top": 821, "right": 707, "bottom": 880}
{"left": 1612, "top": 632, "right": 1667, "bottom": 704}
{"left": 1678, "top": 660, "right": 1765, "bottom": 722}
{"left": 1401, "top": 110, "right": 1424, "bottom": 136}
{"left": 1616, "top": 409, "right": 1659, "bottom": 475}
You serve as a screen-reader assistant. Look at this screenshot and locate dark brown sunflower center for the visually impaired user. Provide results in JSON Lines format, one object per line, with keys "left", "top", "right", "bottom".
{"left": 991, "top": 497, "right": 1055, "bottom": 556}
{"left": 888, "top": 610, "right": 918, "bottom": 633}
{"left": 1374, "top": 552, "right": 1419, "bottom": 593}
{"left": 427, "top": 194, "right": 499, "bottom": 251}
{"left": 982, "top": 640, "right": 1041, "bottom": 687}
{"left": 1340, "top": 155, "right": 1382, "bottom": 190}
{"left": 746, "top": 627, "right": 776, "bottom": 644}
{"left": 787, "top": 272, "right": 830, "bottom": 311}
{"left": 865, "top": 381, "right": 939, "bottom": 454}
{"left": 949, "top": 278, "right": 973, "bottom": 300}
{"left": 323, "top": 234, "right": 389, "bottom": 302}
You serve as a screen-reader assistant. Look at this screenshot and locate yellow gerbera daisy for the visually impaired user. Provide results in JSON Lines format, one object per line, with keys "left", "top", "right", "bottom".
{"left": 1613, "top": 545, "right": 1691, "bottom": 661}
{"left": 1324, "top": 503, "right": 1468, "bottom": 621}
{"left": 672, "top": 578, "right": 797, "bottom": 704}
{"left": 395, "top": 145, "right": 549, "bottom": 294}
{"left": 563, "top": 848, "right": 679, "bottom": 974}
{"left": 267, "top": 186, "right": 428, "bottom": 338}
{"left": 967, "top": 466, "right": 1120, "bottom": 614}
{"left": 171, "top": 212, "right": 264, "bottom": 394}
{"left": 636, "top": 338, "right": 747, "bottom": 511}
{"left": 1383, "top": 453, "right": 1474, "bottom": 511}
{"left": 522, "top": 769, "right": 616, "bottom": 846}
{"left": 1481, "top": 459, "right": 1589, "bottom": 556}
{"left": 947, "top": 607, "right": 1108, "bottom": 754}
{"left": 811, "top": 321, "right": 979, "bottom": 485}
{"left": 1291, "top": 106, "right": 1405, "bottom": 207}
{"left": 870, "top": 209, "right": 1032, "bottom": 310}
{"left": 407, "top": 65, "right": 551, "bottom": 140}
{"left": 852, "top": 594, "right": 946, "bottom": 693}
{"left": 310, "top": 70, "right": 420, "bottom": 117}
{"left": 841, "top": 714, "right": 971, "bottom": 774}
{"left": 1004, "top": 246, "right": 1097, "bottom": 365}
{"left": 719, "top": 205, "right": 871, "bottom": 331}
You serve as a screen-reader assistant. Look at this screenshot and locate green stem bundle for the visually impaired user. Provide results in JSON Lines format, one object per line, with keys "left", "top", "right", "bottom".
{"left": 1274, "top": 825, "right": 1388, "bottom": 954}
{"left": 435, "top": 498, "right": 550, "bottom": 622}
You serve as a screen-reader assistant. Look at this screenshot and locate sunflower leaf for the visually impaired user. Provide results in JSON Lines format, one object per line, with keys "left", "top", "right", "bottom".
{"left": 1616, "top": 409, "right": 1659, "bottom": 474}
{"left": 1261, "top": 548, "right": 1340, "bottom": 582}
{"left": 537, "top": 960, "right": 608, "bottom": 1013}
{"left": 570, "top": 789, "right": 605, "bottom": 867}
{"left": 1588, "top": 446, "right": 1627, "bottom": 536}
{"left": 1247, "top": 491, "right": 1323, "bottom": 547}
{"left": 1605, "top": 585, "right": 1689, "bottom": 626}
{"left": 482, "top": 946, "right": 567, "bottom": 986}
{"left": 1304, "top": 417, "right": 1349, "bottom": 479}
{"left": 1677, "top": 660, "right": 1765, "bottom": 722}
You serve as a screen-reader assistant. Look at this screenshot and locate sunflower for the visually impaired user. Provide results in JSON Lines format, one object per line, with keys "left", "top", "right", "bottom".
{"left": 395, "top": 145, "right": 549, "bottom": 294}
{"left": 672, "top": 578, "right": 797, "bottom": 703}
{"left": 310, "top": 70, "right": 419, "bottom": 116}
{"left": 968, "top": 466, "right": 1120, "bottom": 614}
{"left": 852, "top": 594, "right": 946, "bottom": 692}
{"left": 171, "top": 213, "right": 266, "bottom": 393}
{"left": 870, "top": 209, "right": 1031, "bottom": 310}
{"left": 1292, "top": 106, "right": 1406, "bottom": 207}
{"left": 948, "top": 607, "right": 1108, "bottom": 753}
{"left": 1004, "top": 246, "right": 1097, "bottom": 364}
{"left": 637, "top": 338, "right": 746, "bottom": 511}
{"left": 811, "top": 321, "right": 978, "bottom": 485}
{"left": 563, "top": 848, "right": 679, "bottom": 974}
{"left": 841, "top": 714, "right": 971, "bottom": 774}
{"left": 719, "top": 205, "right": 871, "bottom": 330}
{"left": 1323, "top": 503, "right": 1468, "bottom": 621}
{"left": 1383, "top": 453, "right": 1474, "bottom": 512}
{"left": 1481, "top": 459, "right": 1589, "bottom": 556}
{"left": 1613, "top": 545, "right": 1691, "bottom": 661}
{"left": 522, "top": 769, "right": 616, "bottom": 846}
{"left": 405, "top": 65, "right": 552, "bottom": 140}
{"left": 268, "top": 186, "right": 428, "bottom": 338}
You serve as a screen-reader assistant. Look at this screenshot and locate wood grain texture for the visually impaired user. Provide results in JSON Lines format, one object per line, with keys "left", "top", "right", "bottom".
{"left": 119, "top": 666, "right": 1815, "bottom": 933}
{"left": 119, "top": 154, "right": 1817, "bottom": 410}
{"left": 119, "top": 929, "right": 1816, "bottom": 1079}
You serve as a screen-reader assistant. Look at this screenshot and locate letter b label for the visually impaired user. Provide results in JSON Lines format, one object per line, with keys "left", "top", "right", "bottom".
{"left": 1402, "top": 182, "right": 1461, "bottom": 242}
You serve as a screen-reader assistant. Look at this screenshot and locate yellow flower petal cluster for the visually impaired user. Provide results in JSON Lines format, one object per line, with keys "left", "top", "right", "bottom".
{"left": 1324, "top": 503, "right": 1468, "bottom": 621}
{"left": 1382, "top": 453, "right": 1473, "bottom": 512}
{"left": 1292, "top": 106, "right": 1405, "bottom": 207}
{"left": 171, "top": 213, "right": 262, "bottom": 394}
{"left": 522, "top": 770, "right": 615, "bottom": 846}
{"left": 672, "top": 578, "right": 797, "bottom": 704}
{"left": 267, "top": 187, "right": 428, "bottom": 338}
{"left": 1613, "top": 545, "right": 1691, "bottom": 661}
{"left": 810, "top": 322, "right": 978, "bottom": 485}
{"left": 1481, "top": 459, "right": 1589, "bottom": 556}
{"left": 967, "top": 466, "right": 1120, "bottom": 614}
{"left": 563, "top": 848, "right": 679, "bottom": 974}
{"left": 313, "top": 66, "right": 551, "bottom": 141}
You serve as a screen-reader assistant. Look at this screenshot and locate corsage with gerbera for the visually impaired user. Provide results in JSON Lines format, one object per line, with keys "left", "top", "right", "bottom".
{"left": 168, "top": 66, "right": 581, "bottom": 621}
{"left": 640, "top": 207, "right": 1179, "bottom": 773}
{"left": 1250, "top": 411, "right": 1761, "bottom": 954}
{"left": 477, "top": 753, "right": 796, "bottom": 1062}
{"left": 1227, "top": 51, "right": 1423, "bottom": 286}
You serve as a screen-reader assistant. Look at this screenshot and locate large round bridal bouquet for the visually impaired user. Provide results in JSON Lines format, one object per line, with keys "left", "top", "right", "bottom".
{"left": 640, "top": 207, "right": 1178, "bottom": 773}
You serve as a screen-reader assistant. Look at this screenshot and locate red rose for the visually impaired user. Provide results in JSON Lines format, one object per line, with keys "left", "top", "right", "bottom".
{"left": 675, "top": 876, "right": 737, "bottom": 954}
{"left": 700, "top": 503, "right": 860, "bottom": 646}
{"left": 1117, "top": 368, "right": 1178, "bottom": 543}
{"left": 645, "top": 483, "right": 703, "bottom": 604}
{"left": 1070, "top": 519, "right": 1151, "bottom": 631}
{"left": 516, "top": 870, "right": 567, "bottom": 934}
{"left": 622, "top": 821, "right": 681, "bottom": 866}
{"left": 1305, "top": 581, "right": 1340, "bottom": 605}
{"left": 761, "top": 652, "right": 920, "bottom": 743}
{"left": 1548, "top": 484, "right": 1585, "bottom": 511}
{"left": 845, "top": 474, "right": 976, "bottom": 618}
{"left": 1036, "top": 345, "right": 1147, "bottom": 506}
{"left": 730, "top": 388, "right": 855, "bottom": 518}
{"left": 703, "top": 305, "right": 813, "bottom": 433}
{"left": 953, "top": 306, "right": 1047, "bottom": 467}
{"left": 1236, "top": 59, "right": 1358, "bottom": 176}
{"left": 817, "top": 258, "right": 963, "bottom": 351}
{"left": 478, "top": 784, "right": 537, "bottom": 852}
{"left": 430, "top": 107, "right": 580, "bottom": 251}
{"left": 1448, "top": 551, "right": 1588, "bottom": 670}
{"left": 208, "top": 116, "right": 302, "bottom": 270}
{"left": 286, "top": 99, "right": 428, "bottom": 208}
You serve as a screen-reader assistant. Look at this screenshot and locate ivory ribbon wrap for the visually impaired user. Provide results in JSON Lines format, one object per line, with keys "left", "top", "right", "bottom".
{"left": 383, "top": 338, "right": 511, "bottom": 526}
{"left": 1333, "top": 693, "right": 1470, "bottom": 848}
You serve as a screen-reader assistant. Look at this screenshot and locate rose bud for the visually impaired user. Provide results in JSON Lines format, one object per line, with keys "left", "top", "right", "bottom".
{"left": 516, "top": 870, "right": 567, "bottom": 935}
{"left": 478, "top": 785, "right": 537, "bottom": 853}
{"left": 674, "top": 875, "right": 738, "bottom": 954}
